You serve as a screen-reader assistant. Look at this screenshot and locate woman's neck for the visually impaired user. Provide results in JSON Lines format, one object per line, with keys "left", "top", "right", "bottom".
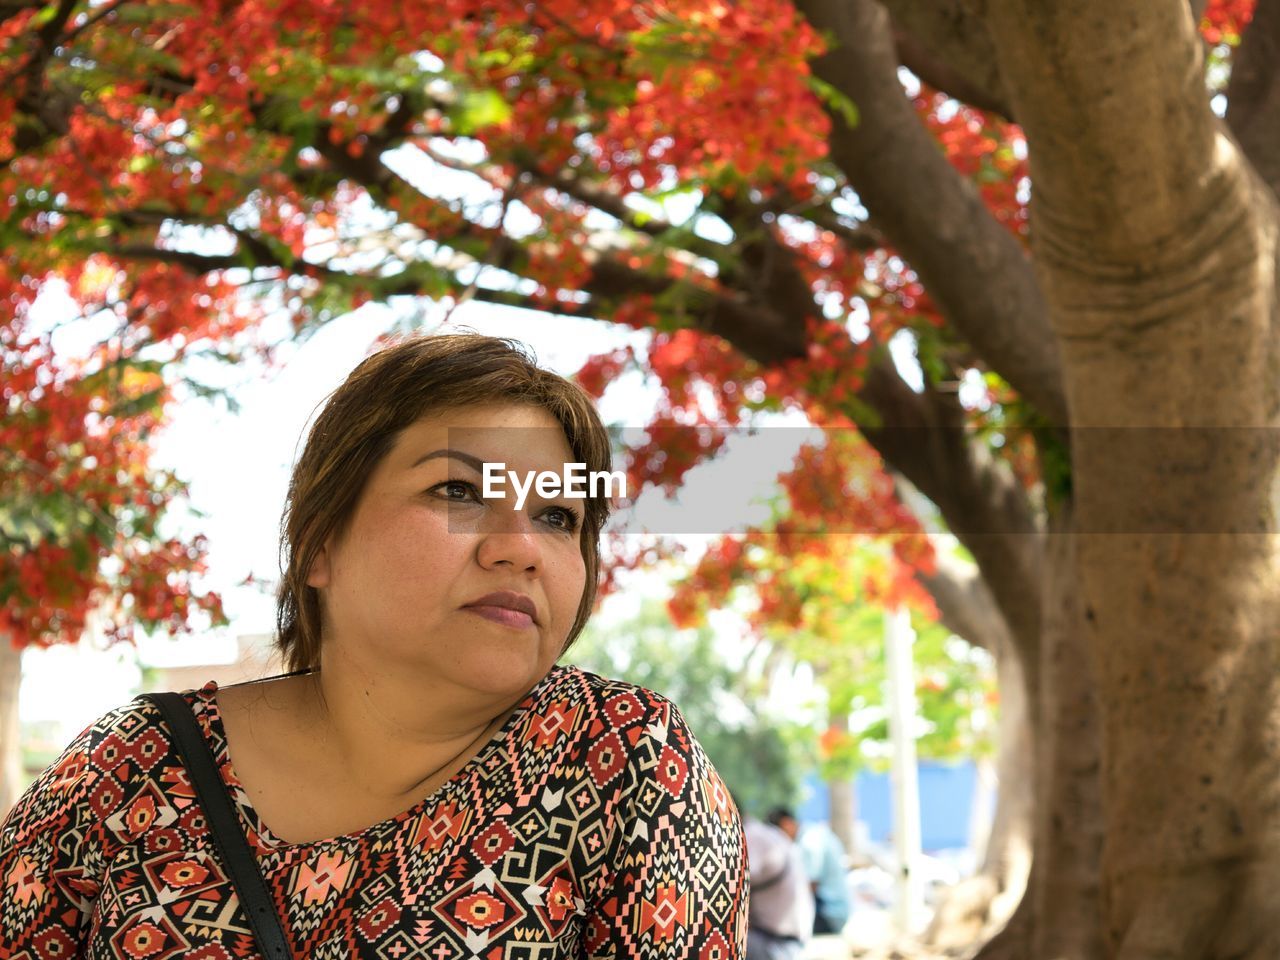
{"left": 295, "top": 655, "right": 517, "bottom": 800}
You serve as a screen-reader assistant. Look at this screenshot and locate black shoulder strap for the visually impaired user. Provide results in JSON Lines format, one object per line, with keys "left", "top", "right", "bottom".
{"left": 136, "top": 692, "right": 293, "bottom": 960}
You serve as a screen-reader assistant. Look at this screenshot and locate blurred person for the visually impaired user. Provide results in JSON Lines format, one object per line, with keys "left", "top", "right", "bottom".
{"left": 768, "top": 807, "right": 852, "bottom": 935}
{"left": 0, "top": 333, "right": 748, "bottom": 958}
{"left": 744, "top": 806, "right": 814, "bottom": 960}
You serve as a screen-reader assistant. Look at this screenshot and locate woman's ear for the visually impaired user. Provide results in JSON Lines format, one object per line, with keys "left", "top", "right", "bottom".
{"left": 305, "top": 543, "right": 332, "bottom": 589}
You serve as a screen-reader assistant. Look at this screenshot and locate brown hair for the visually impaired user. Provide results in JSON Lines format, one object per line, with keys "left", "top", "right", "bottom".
{"left": 274, "top": 331, "right": 614, "bottom": 672}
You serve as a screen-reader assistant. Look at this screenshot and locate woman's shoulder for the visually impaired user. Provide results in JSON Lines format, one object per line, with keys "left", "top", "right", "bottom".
{"left": 547, "top": 665, "right": 740, "bottom": 846}
{"left": 544, "top": 663, "right": 687, "bottom": 726}
{"left": 102, "top": 681, "right": 219, "bottom": 755}
{"left": 2, "top": 684, "right": 212, "bottom": 847}
{"left": 49, "top": 683, "right": 210, "bottom": 771}
{"left": 542, "top": 663, "right": 707, "bottom": 771}
{"left": 83, "top": 683, "right": 216, "bottom": 777}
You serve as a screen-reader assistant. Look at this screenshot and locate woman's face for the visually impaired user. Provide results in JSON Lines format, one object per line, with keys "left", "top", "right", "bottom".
{"left": 306, "top": 403, "right": 589, "bottom": 700}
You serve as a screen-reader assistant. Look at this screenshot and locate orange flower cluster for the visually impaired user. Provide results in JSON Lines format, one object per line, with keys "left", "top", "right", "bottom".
{"left": 1201, "top": 0, "right": 1256, "bottom": 44}
{"left": 2, "top": 326, "right": 227, "bottom": 648}
{"left": 3, "top": 0, "right": 1251, "bottom": 653}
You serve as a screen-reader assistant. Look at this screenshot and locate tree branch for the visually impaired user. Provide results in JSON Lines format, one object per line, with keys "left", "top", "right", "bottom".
{"left": 7, "top": 0, "right": 80, "bottom": 150}
{"left": 585, "top": 256, "right": 808, "bottom": 362}
{"left": 764, "top": 189, "right": 885, "bottom": 251}
{"left": 27, "top": 0, "right": 76, "bottom": 68}
{"left": 793, "top": 0, "right": 1068, "bottom": 427}
{"left": 883, "top": 0, "right": 1014, "bottom": 120}
{"left": 1225, "top": 0, "right": 1280, "bottom": 201}
{"left": 913, "top": 536, "right": 1017, "bottom": 655}
{"left": 419, "top": 143, "right": 739, "bottom": 269}
{"left": 856, "top": 351, "right": 1044, "bottom": 681}
{"left": 428, "top": 143, "right": 886, "bottom": 268}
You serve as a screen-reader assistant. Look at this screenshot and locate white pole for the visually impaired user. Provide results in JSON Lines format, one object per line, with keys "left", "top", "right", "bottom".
{"left": 885, "top": 605, "right": 923, "bottom": 932}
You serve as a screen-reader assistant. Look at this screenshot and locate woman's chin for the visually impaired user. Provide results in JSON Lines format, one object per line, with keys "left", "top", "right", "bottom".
{"left": 444, "top": 638, "right": 556, "bottom": 695}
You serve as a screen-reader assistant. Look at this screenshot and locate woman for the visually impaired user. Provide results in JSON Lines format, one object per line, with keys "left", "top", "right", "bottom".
{"left": 0, "top": 333, "right": 748, "bottom": 958}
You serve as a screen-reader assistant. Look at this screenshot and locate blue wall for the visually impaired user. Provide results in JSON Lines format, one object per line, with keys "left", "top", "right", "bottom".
{"left": 796, "top": 762, "right": 978, "bottom": 852}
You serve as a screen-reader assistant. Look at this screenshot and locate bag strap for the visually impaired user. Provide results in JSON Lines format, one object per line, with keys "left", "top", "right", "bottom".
{"left": 136, "top": 692, "right": 293, "bottom": 960}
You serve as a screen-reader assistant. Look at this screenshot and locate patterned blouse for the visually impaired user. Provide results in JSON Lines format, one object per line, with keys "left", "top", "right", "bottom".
{"left": 0, "top": 663, "right": 748, "bottom": 959}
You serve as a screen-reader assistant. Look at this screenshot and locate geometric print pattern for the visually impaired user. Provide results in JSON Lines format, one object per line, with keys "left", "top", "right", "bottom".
{"left": 0, "top": 664, "right": 748, "bottom": 958}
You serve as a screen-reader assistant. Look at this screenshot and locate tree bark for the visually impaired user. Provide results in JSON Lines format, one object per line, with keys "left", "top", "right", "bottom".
{"left": 968, "top": 883, "right": 1034, "bottom": 960}
{"left": 963, "top": 504, "right": 1104, "bottom": 960}
{"left": 924, "top": 632, "right": 1033, "bottom": 950}
{"left": 982, "top": 0, "right": 1220, "bottom": 252}
{"left": 883, "top": 0, "right": 1013, "bottom": 120}
{"left": 795, "top": 0, "right": 1067, "bottom": 428}
{"left": 1031, "top": 505, "right": 1104, "bottom": 959}
{"left": 979, "top": 633, "right": 1035, "bottom": 929}
{"left": 917, "top": 547, "right": 1034, "bottom": 948}
{"left": 828, "top": 776, "right": 857, "bottom": 860}
{"left": 982, "top": 1, "right": 1280, "bottom": 954}
{"left": 1225, "top": 0, "right": 1280, "bottom": 201}
{"left": 0, "top": 639, "right": 23, "bottom": 818}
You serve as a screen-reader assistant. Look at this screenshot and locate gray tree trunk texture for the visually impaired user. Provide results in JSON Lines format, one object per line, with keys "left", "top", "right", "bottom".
{"left": 1031, "top": 506, "right": 1104, "bottom": 959}
{"left": 978, "top": 643, "right": 1033, "bottom": 928}
{"left": 917, "top": 551, "right": 1035, "bottom": 949}
{"left": 966, "top": 510, "right": 1104, "bottom": 960}
{"left": 786, "top": 0, "right": 1280, "bottom": 953}
{"left": 981, "top": 1, "right": 1280, "bottom": 953}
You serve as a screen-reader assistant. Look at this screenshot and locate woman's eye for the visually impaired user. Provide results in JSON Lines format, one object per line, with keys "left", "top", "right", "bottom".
{"left": 432, "top": 480, "right": 579, "bottom": 532}
{"left": 544, "top": 507, "right": 582, "bottom": 533}
{"left": 434, "top": 480, "right": 479, "bottom": 501}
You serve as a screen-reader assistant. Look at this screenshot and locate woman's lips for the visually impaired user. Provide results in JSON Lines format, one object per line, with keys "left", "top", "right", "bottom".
{"left": 463, "top": 605, "right": 535, "bottom": 629}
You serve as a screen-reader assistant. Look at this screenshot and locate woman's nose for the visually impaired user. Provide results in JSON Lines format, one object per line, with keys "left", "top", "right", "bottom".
{"left": 476, "top": 508, "right": 544, "bottom": 571}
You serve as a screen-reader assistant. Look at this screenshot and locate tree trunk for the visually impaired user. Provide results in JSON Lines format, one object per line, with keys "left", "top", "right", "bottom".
{"left": 827, "top": 711, "right": 858, "bottom": 857}
{"left": 0, "top": 639, "right": 23, "bottom": 818}
{"left": 925, "top": 627, "right": 1034, "bottom": 950}
{"left": 1032, "top": 506, "right": 1104, "bottom": 959}
{"left": 976, "top": 0, "right": 1280, "bottom": 947}
{"left": 828, "top": 776, "right": 857, "bottom": 859}
{"left": 967, "top": 879, "right": 1034, "bottom": 960}
{"left": 965, "top": 503, "right": 1104, "bottom": 960}
{"left": 980, "top": 643, "right": 1034, "bottom": 924}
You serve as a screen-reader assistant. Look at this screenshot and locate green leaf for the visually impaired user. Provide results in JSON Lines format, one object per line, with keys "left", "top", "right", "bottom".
{"left": 30, "top": 3, "right": 61, "bottom": 28}
{"left": 806, "top": 76, "right": 859, "bottom": 129}
{"left": 450, "top": 89, "right": 512, "bottom": 135}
